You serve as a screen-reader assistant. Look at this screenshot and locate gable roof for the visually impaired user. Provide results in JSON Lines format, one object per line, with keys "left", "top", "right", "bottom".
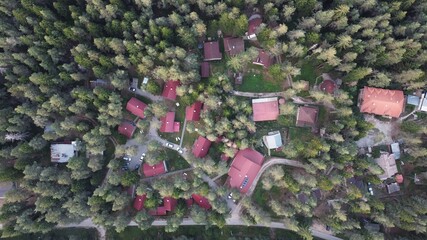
{"left": 248, "top": 14, "right": 262, "bottom": 37}
{"left": 160, "top": 112, "right": 180, "bottom": 133}
{"left": 162, "top": 80, "right": 180, "bottom": 100}
{"left": 201, "top": 62, "right": 210, "bottom": 78}
{"left": 126, "top": 97, "right": 147, "bottom": 119}
{"left": 375, "top": 153, "right": 398, "bottom": 180}
{"left": 263, "top": 131, "right": 282, "bottom": 149}
{"left": 319, "top": 79, "right": 336, "bottom": 94}
{"left": 253, "top": 49, "right": 273, "bottom": 68}
{"left": 133, "top": 194, "right": 146, "bottom": 211}
{"left": 192, "top": 136, "right": 212, "bottom": 158}
{"left": 118, "top": 121, "right": 136, "bottom": 139}
{"left": 228, "top": 148, "right": 264, "bottom": 193}
{"left": 223, "top": 37, "right": 245, "bottom": 56}
{"left": 191, "top": 194, "right": 212, "bottom": 210}
{"left": 296, "top": 106, "right": 318, "bottom": 127}
{"left": 203, "top": 41, "right": 222, "bottom": 61}
{"left": 142, "top": 161, "right": 167, "bottom": 177}
{"left": 185, "top": 101, "right": 203, "bottom": 121}
{"left": 252, "top": 97, "right": 279, "bottom": 121}
{"left": 148, "top": 197, "right": 177, "bottom": 216}
{"left": 359, "top": 86, "right": 404, "bottom": 118}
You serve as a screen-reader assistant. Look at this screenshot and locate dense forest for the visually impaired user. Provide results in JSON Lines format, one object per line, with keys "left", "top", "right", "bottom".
{"left": 1, "top": 0, "right": 427, "bottom": 239}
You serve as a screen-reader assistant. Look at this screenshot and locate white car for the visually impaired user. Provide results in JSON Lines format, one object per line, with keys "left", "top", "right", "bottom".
{"left": 177, "top": 147, "right": 183, "bottom": 154}
{"left": 140, "top": 153, "right": 146, "bottom": 161}
{"left": 165, "top": 142, "right": 174, "bottom": 148}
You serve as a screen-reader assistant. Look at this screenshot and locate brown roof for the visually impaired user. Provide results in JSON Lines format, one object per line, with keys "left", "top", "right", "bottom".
{"left": 201, "top": 62, "right": 210, "bottom": 78}
{"left": 162, "top": 80, "right": 180, "bottom": 100}
{"left": 252, "top": 98, "right": 279, "bottom": 121}
{"left": 223, "top": 37, "right": 245, "bottom": 56}
{"left": 248, "top": 15, "right": 262, "bottom": 36}
{"left": 228, "top": 148, "right": 264, "bottom": 193}
{"left": 126, "top": 97, "right": 147, "bottom": 118}
{"left": 118, "top": 121, "right": 136, "bottom": 139}
{"left": 359, "top": 86, "right": 404, "bottom": 118}
{"left": 203, "top": 41, "right": 222, "bottom": 61}
{"left": 253, "top": 50, "right": 273, "bottom": 68}
{"left": 160, "top": 112, "right": 180, "bottom": 133}
{"left": 192, "top": 136, "right": 211, "bottom": 158}
{"left": 319, "top": 79, "right": 336, "bottom": 94}
{"left": 185, "top": 101, "right": 203, "bottom": 121}
{"left": 142, "top": 161, "right": 167, "bottom": 177}
{"left": 296, "top": 106, "right": 318, "bottom": 127}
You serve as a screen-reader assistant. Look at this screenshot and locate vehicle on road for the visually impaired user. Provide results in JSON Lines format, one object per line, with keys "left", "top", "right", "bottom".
{"left": 165, "top": 142, "right": 174, "bottom": 148}
{"left": 177, "top": 147, "right": 183, "bottom": 154}
{"left": 367, "top": 182, "right": 374, "bottom": 196}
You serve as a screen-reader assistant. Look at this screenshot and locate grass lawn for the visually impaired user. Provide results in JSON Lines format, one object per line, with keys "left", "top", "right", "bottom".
{"left": 210, "top": 60, "right": 227, "bottom": 74}
{"left": 293, "top": 59, "right": 318, "bottom": 86}
{"left": 317, "top": 105, "right": 329, "bottom": 126}
{"left": 164, "top": 148, "right": 191, "bottom": 171}
{"left": 288, "top": 127, "right": 315, "bottom": 142}
{"left": 1, "top": 228, "right": 99, "bottom": 240}
{"left": 107, "top": 225, "right": 303, "bottom": 240}
{"left": 236, "top": 73, "right": 281, "bottom": 92}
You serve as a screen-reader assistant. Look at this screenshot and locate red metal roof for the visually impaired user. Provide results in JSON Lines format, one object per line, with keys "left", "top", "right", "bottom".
{"left": 160, "top": 112, "right": 180, "bottom": 133}
{"left": 191, "top": 194, "right": 212, "bottom": 210}
{"left": 192, "top": 136, "right": 211, "bottom": 158}
{"left": 252, "top": 98, "right": 279, "bottom": 121}
{"left": 185, "top": 101, "right": 203, "bottom": 121}
{"left": 118, "top": 121, "right": 136, "bottom": 139}
{"left": 359, "top": 86, "right": 404, "bottom": 118}
{"left": 126, "top": 97, "right": 147, "bottom": 119}
{"left": 296, "top": 106, "right": 318, "bottom": 127}
{"left": 201, "top": 62, "right": 210, "bottom": 78}
{"left": 163, "top": 197, "right": 177, "bottom": 211}
{"left": 223, "top": 37, "right": 245, "bottom": 56}
{"left": 203, "top": 41, "right": 222, "bottom": 61}
{"left": 319, "top": 79, "right": 336, "bottom": 94}
{"left": 248, "top": 16, "right": 262, "bottom": 36}
{"left": 142, "top": 161, "right": 166, "bottom": 177}
{"left": 162, "top": 80, "right": 180, "bottom": 100}
{"left": 253, "top": 50, "right": 273, "bottom": 68}
{"left": 133, "top": 194, "right": 146, "bottom": 211}
{"left": 228, "top": 148, "right": 264, "bottom": 193}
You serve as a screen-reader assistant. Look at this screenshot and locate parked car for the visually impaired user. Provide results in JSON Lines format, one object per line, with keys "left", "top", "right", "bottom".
{"left": 129, "top": 87, "right": 136, "bottom": 92}
{"left": 165, "top": 142, "right": 174, "bottom": 148}
{"left": 176, "top": 147, "right": 183, "bottom": 154}
{"left": 134, "top": 164, "right": 140, "bottom": 171}
{"left": 140, "top": 153, "right": 146, "bottom": 161}
{"left": 367, "top": 182, "right": 374, "bottom": 196}
{"left": 123, "top": 156, "right": 131, "bottom": 162}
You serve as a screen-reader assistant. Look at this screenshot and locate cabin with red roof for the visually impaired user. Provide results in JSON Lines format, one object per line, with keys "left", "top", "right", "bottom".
{"left": 228, "top": 148, "right": 264, "bottom": 193}
{"left": 223, "top": 37, "right": 245, "bottom": 56}
{"left": 319, "top": 79, "right": 337, "bottom": 94}
{"left": 126, "top": 97, "right": 147, "bottom": 119}
{"left": 201, "top": 62, "right": 210, "bottom": 78}
{"left": 142, "top": 161, "right": 167, "bottom": 177}
{"left": 203, "top": 41, "right": 222, "bottom": 61}
{"left": 252, "top": 97, "right": 279, "bottom": 122}
{"left": 148, "top": 197, "right": 177, "bottom": 216}
{"left": 247, "top": 14, "right": 262, "bottom": 40}
{"left": 192, "top": 136, "right": 212, "bottom": 158}
{"left": 359, "top": 86, "right": 405, "bottom": 118}
{"left": 296, "top": 106, "right": 318, "bottom": 128}
{"left": 191, "top": 194, "right": 212, "bottom": 210}
{"left": 118, "top": 121, "right": 136, "bottom": 139}
{"left": 160, "top": 112, "right": 180, "bottom": 133}
{"left": 185, "top": 101, "right": 203, "bottom": 121}
{"left": 133, "top": 194, "right": 146, "bottom": 211}
{"left": 253, "top": 49, "right": 273, "bottom": 68}
{"left": 162, "top": 80, "right": 180, "bottom": 101}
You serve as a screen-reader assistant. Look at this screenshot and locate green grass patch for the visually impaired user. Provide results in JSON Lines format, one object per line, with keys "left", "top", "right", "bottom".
{"left": 1, "top": 228, "right": 99, "bottom": 240}
{"left": 107, "top": 225, "right": 303, "bottom": 240}
{"left": 293, "top": 59, "right": 318, "bottom": 86}
{"left": 317, "top": 105, "right": 328, "bottom": 126}
{"left": 210, "top": 60, "right": 227, "bottom": 74}
{"left": 164, "top": 148, "right": 191, "bottom": 171}
{"left": 236, "top": 74, "right": 281, "bottom": 92}
{"left": 288, "top": 127, "right": 314, "bottom": 142}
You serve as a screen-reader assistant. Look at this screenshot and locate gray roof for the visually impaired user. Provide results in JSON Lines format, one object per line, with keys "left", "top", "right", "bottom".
{"left": 263, "top": 131, "right": 283, "bottom": 149}
{"left": 407, "top": 95, "right": 420, "bottom": 106}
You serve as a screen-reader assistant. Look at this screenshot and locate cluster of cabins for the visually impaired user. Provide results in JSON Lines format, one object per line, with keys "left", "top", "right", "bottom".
{"left": 201, "top": 14, "right": 274, "bottom": 81}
